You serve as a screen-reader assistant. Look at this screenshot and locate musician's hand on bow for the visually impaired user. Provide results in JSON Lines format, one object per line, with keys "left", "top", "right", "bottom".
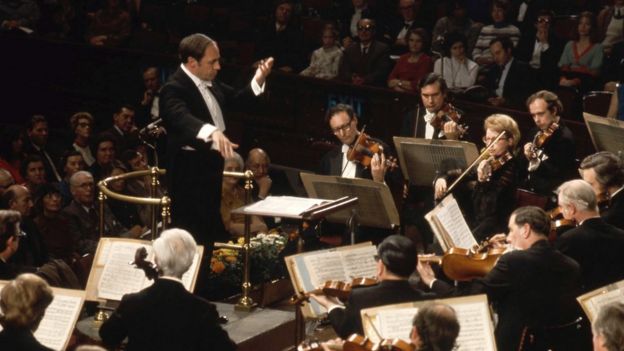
{"left": 488, "top": 233, "right": 508, "bottom": 249}
{"left": 434, "top": 178, "right": 447, "bottom": 200}
{"left": 443, "top": 120, "right": 460, "bottom": 140}
{"left": 523, "top": 142, "right": 535, "bottom": 160}
{"left": 477, "top": 159, "right": 492, "bottom": 182}
{"left": 212, "top": 130, "right": 239, "bottom": 159}
{"left": 254, "top": 57, "right": 274, "bottom": 86}
{"left": 309, "top": 293, "right": 342, "bottom": 310}
{"left": 371, "top": 152, "right": 386, "bottom": 183}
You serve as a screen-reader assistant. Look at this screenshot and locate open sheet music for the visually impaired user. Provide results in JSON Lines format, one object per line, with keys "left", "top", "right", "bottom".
{"left": 0, "top": 281, "right": 85, "bottom": 351}
{"left": 285, "top": 242, "right": 377, "bottom": 318}
{"left": 577, "top": 279, "right": 624, "bottom": 323}
{"left": 243, "top": 196, "right": 330, "bottom": 218}
{"left": 361, "top": 294, "right": 496, "bottom": 351}
{"left": 425, "top": 194, "right": 477, "bottom": 251}
{"left": 583, "top": 112, "right": 624, "bottom": 153}
{"left": 85, "top": 238, "right": 203, "bottom": 301}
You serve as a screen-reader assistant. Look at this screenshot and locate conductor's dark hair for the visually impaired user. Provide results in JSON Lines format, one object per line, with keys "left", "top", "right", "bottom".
{"left": 179, "top": 33, "right": 215, "bottom": 64}
{"left": 377, "top": 235, "right": 417, "bottom": 278}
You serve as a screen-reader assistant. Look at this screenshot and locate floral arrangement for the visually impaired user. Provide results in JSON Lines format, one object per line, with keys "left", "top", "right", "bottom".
{"left": 206, "top": 231, "right": 289, "bottom": 300}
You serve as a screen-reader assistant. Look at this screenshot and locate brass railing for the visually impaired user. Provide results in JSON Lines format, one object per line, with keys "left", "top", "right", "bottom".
{"left": 215, "top": 169, "right": 257, "bottom": 311}
{"left": 97, "top": 167, "right": 170, "bottom": 241}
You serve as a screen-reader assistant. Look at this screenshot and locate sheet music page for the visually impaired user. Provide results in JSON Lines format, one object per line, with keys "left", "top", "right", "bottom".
{"left": 376, "top": 308, "right": 418, "bottom": 339}
{"left": 341, "top": 245, "right": 378, "bottom": 279}
{"left": 436, "top": 196, "right": 477, "bottom": 249}
{"left": 302, "top": 251, "right": 348, "bottom": 289}
{"left": 453, "top": 301, "right": 496, "bottom": 351}
{"left": 585, "top": 289, "right": 624, "bottom": 321}
{"left": 97, "top": 241, "right": 150, "bottom": 300}
{"left": 96, "top": 239, "right": 112, "bottom": 266}
{"left": 244, "top": 196, "right": 328, "bottom": 217}
{"left": 35, "top": 292, "right": 84, "bottom": 350}
{"left": 180, "top": 251, "right": 202, "bottom": 291}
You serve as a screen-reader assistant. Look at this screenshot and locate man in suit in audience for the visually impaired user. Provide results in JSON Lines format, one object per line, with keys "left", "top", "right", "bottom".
{"left": 339, "top": 18, "right": 392, "bottom": 86}
{"left": 555, "top": 179, "right": 624, "bottom": 292}
{"left": 159, "top": 33, "right": 273, "bottom": 256}
{"left": 23, "top": 115, "right": 61, "bottom": 183}
{"left": 0, "top": 210, "right": 23, "bottom": 280}
{"left": 101, "top": 103, "right": 140, "bottom": 154}
{"left": 521, "top": 90, "right": 576, "bottom": 199}
{"left": 484, "top": 36, "right": 537, "bottom": 108}
{"left": 100, "top": 228, "right": 236, "bottom": 351}
{"left": 579, "top": 151, "right": 624, "bottom": 230}
{"left": 311, "top": 235, "right": 433, "bottom": 338}
{"left": 418, "top": 206, "right": 590, "bottom": 351}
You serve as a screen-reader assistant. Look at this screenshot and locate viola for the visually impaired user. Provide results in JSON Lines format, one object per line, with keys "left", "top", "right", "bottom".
{"left": 534, "top": 122, "right": 559, "bottom": 149}
{"left": 487, "top": 151, "right": 513, "bottom": 172}
{"left": 292, "top": 277, "right": 378, "bottom": 305}
{"left": 132, "top": 247, "right": 160, "bottom": 280}
{"left": 547, "top": 206, "right": 576, "bottom": 242}
{"left": 378, "top": 338, "right": 415, "bottom": 351}
{"left": 419, "top": 244, "right": 506, "bottom": 281}
{"left": 343, "top": 334, "right": 415, "bottom": 351}
{"left": 429, "top": 103, "right": 468, "bottom": 138}
{"left": 347, "top": 128, "right": 398, "bottom": 170}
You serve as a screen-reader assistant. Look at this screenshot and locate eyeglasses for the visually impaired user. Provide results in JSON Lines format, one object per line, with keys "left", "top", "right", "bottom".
{"left": 537, "top": 18, "right": 550, "bottom": 23}
{"left": 482, "top": 134, "right": 507, "bottom": 144}
{"left": 357, "top": 25, "right": 374, "bottom": 32}
{"left": 331, "top": 120, "right": 353, "bottom": 134}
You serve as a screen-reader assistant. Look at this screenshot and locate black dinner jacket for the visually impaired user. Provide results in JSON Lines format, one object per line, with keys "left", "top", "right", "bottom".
{"left": 319, "top": 146, "right": 367, "bottom": 179}
{"left": 484, "top": 58, "right": 537, "bottom": 108}
{"left": 556, "top": 217, "right": 624, "bottom": 292}
{"left": 328, "top": 279, "right": 433, "bottom": 338}
{"left": 400, "top": 105, "right": 443, "bottom": 139}
{"left": 0, "top": 327, "right": 53, "bottom": 351}
{"left": 338, "top": 40, "right": 392, "bottom": 86}
{"left": 603, "top": 189, "right": 624, "bottom": 230}
{"left": 99, "top": 278, "right": 236, "bottom": 351}
{"left": 159, "top": 67, "right": 254, "bottom": 162}
{"left": 432, "top": 240, "right": 582, "bottom": 351}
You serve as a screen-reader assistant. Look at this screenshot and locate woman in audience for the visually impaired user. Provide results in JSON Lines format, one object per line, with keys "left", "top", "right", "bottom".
{"left": 0, "top": 273, "right": 54, "bottom": 351}
{"left": 89, "top": 134, "right": 116, "bottom": 183}
{"left": 120, "top": 149, "right": 162, "bottom": 227}
{"left": 86, "top": 0, "right": 131, "bottom": 47}
{"left": 69, "top": 112, "right": 95, "bottom": 167}
{"left": 387, "top": 28, "right": 433, "bottom": 92}
{"left": 33, "top": 184, "right": 75, "bottom": 261}
{"left": 472, "top": 0, "right": 520, "bottom": 66}
{"left": 58, "top": 150, "right": 85, "bottom": 206}
{"left": 220, "top": 152, "right": 267, "bottom": 237}
{"left": 107, "top": 163, "right": 145, "bottom": 231}
{"left": 433, "top": 32, "right": 478, "bottom": 89}
{"left": 0, "top": 125, "right": 25, "bottom": 184}
{"left": 559, "top": 11, "right": 603, "bottom": 93}
{"left": 300, "top": 27, "right": 343, "bottom": 79}
{"left": 21, "top": 155, "right": 47, "bottom": 195}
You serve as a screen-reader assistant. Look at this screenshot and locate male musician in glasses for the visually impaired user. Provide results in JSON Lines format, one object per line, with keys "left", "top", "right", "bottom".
{"left": 417, "top": 206, "right": 590, "bottom": 351}
{"left": 578, "top": 151, "right": 624, "bottom": 230}
{"left": 521, "top": 90, "right": 576, "bottom": 199}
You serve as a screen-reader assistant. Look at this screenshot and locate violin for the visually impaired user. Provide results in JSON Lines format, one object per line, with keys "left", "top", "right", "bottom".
{"left": 419, "top": 242, "right": 506, "bottom": 281}
{"left": 343, "top": 334, "right": 414, "bottom": 351}
{"left": 429, "top": 103, "right": 468, "bottom": 138}
{"left": 547, "top": 206, "right": 576, "bottom": 242}
{"left": 132, "top": 247, "right": 160, "bottom": 280}
{"left": 347, "top": 127, "right": 398, "bottom": 170}
{"left": 292, "top": 277, "right": 378, "bottom": 305}
{"left": 528, "top": 122, "right": 559, "bottom": 164}
{"left": 478, "top": 149, "right": 514, "bottom": 182}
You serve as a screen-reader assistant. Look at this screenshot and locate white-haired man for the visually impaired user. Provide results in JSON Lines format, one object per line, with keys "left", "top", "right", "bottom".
{"left": 555, "top": 179, "right": 624, "bottom": 292}
{"left": 100, "top": 228, "right": 235, "bottom": 351}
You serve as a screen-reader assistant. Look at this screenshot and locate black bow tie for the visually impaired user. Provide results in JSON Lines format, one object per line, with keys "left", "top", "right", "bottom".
{"left": 615, "top": 9, "right": 624, "bottom": 19}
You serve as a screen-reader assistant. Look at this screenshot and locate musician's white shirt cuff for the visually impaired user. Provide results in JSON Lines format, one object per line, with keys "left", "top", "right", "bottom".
{"left": 327, "top": 305, "right": 346, "bottom": 314}
{"left": 252, "top": 78, "right": 265, "bottom": 95}
{"left": 528, "top": 159, "right": 540, "bottom": 172}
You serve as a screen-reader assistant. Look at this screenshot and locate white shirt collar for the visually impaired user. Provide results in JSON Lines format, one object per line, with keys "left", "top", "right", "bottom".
{"left": 160, "top": 275, "right": 184, "bottom": 284}
{"left": 180, "top": 63, "right": 211, "bottom": 89}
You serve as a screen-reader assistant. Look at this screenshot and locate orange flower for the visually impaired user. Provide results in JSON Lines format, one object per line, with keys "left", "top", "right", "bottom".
{"left": 210, "top": 258, "right": 225, "bottom": 274}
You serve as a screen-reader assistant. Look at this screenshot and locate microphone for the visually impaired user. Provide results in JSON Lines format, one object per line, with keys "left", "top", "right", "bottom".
{"left": 139, "top": 118, "right": 162, "bottom": 135}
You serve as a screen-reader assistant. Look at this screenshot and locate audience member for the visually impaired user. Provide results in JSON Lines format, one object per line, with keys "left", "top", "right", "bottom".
{"left": 100, "top": 228, "right": 237, "bottom": 351}
{"left": 69, "top": 112, "right": 95, "bottom": 166}
{"left": 86, "top": 0, "right": 131, "bottom": 47}
{"left": 433, "top": 32, "right": 478, "bottom": 89}
{"left": 89, "top": 134, "right": 117, "bottom": 183}
{"left": 24, "top": 115, "right": 61, "bottom": 183}
{"left": 410, "top": 303, "right": 460, "bottom": 351}
{"left": 579, "top": 151, "right": 624, "bottom": 229}
{"left": 311, "top": 235, "right": 433, "bottom": 338}
{"left": 384, "top": 0, "right": 431, "bottom": 55}
{"left": 515, "top": 10, "right": 564, "bottom": 90}
{"left": 559, "top": 11, "right": 603, "bottom": 93}
{"left": 0, "top": 273, "right": 53, "bottom": 351}
{"left": 58, "top": 150, "right": 85, "bottom": 207}
{"left": 431, "top": 0, "right": 479, "bottom": 54}
{"left": 138, "top": 67, "right": 162, "bottom": 125}
{"left": 32, "top": 184, "right": 75, "bottom": 261}
{"left": 484, "top": 36, "right": 537, "bottom": 108}
{"left": 0, "top": 125, "right": 25, "bottom": 184}
{"left": 340, "top": 0, "right": 376, "bottom": 49}
{"left": 387, "top": 28, "right": 433, "bottom": 93}
{"left": 101, "top": 103, "right": 140, "bottom": 154}
{"left": 2, "top": 185, "right": 48, "bottom": 268}
{"left": 592, "top": 302, "right": 624, "bottom": 351}
{"left": 0, "top": 0, "right": 40, "bottom": 34}
{"left": 0, "top": 169, "right": 14, "bottom": 198}
{"left": 119, "top": 149, "right": 161, "bottom": 227}
{"left": 20, "top": 155, "right": 47, "bottom": 195}
{"left": 221, "top": 152, "right": 267, "bottom": 237}
{"left": 418, "top": 206, "right": 589, "bottom": 350}
{"left": 472, "top": 0, "right": 521, "bottom": 66}
{"left": 509, "top": 0, "right": 551, "bottom": 33}
{"left": 555, "top": 179, "right": 624, "bottom": 292}
{"left": 300, "top": 27, "right": 343, "bottom": 79}
{"left": 0, "top": 210, "right": 23, "bottom": 280}
{"left": 598, "top": 0, "right": 624, "bottom": 52}
{"left": 338, "top": 18, "right": 392, "bottom": 86}
{"left": 254, "top": 0, "right": 305, "bottom": 73}
{"left": 106, "top": 163, "right": 145, "bottom": 231}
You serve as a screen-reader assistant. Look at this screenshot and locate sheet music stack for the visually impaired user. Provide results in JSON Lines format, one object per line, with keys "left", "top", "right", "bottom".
{"left": 424, "top": 194, "right": 478, "bottom": 251}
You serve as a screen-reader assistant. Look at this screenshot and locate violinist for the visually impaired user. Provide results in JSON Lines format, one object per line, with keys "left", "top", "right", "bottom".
{"left": 434, "top": 114, "right": 521, "bottom": 241}
{"left": 417, "top": 206, "right": 590, "bottom": 351}
{"left": 521, "top": 90, "right": 576, "bottom": 199}
{"left": 579, "top": 151, "right": 624, "bottom": 230}
{"left": 554, "top": 180, "right": 624, "bottom": 293}
{"left": 310, "top": 235, "right": 433, "bottom": 338}
{"left": 100, "top": 228, "right": 236, "bottom": 351}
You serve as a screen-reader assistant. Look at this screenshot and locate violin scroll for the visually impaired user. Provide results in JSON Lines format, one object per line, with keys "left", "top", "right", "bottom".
{"left": 132, "top": 247, "right": 160, "bottom": 280}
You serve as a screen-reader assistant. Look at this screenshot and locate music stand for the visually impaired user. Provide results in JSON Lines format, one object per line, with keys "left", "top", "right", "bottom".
{"left": 300, "top": 173, "right": 400, "bottom": 234}
{"left": 393, "top": 137, "right": 479, "bottom": 186}
{"left": 583, "top": 112, "right": 624, "bottom": 153}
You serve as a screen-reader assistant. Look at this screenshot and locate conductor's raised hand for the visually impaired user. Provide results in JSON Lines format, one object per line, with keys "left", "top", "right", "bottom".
{"left": 254, "top": 57, "right": 274, "bottom": 86}
{"left": 212, "top": 130, "right": 239, "bottom": 159}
